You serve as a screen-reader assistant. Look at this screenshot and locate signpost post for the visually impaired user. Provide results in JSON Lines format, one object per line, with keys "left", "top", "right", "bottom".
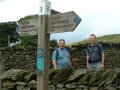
{"left": 37, "top": 0, "right": 51, "bottom": 90}
{"left": 18, "top": 0, "right": 81, "bottom": 90}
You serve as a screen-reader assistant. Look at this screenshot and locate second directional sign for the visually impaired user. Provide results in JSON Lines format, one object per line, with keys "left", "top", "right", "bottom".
{"left": 48, "top": 11, "right": 82, "bottom": 33}
{"left": 18, "top": 11, "right": 82, "bottom": 36}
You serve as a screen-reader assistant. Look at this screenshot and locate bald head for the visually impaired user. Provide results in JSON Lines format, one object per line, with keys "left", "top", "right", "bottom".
{"left": 90, "top": 34, "right": 96, "bottom": 44}
{"left": 59, "top": 39, "right": 65, "bottom": 49}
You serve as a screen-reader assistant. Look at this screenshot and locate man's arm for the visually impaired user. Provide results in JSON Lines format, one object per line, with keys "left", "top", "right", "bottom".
{"left": 87, "top": 54, "right": 89, "bottom": 65}
{"left": 101, "top": 53, "right": 105, "bottom": 64}
{"left": 99, "top": 44, "right": 105, "bottom": 69}
{"left": 68, "top": 52, "right": 71, "bottom": 67}
{"left": 51, "top": 50, "right": 58, "bottom": 70}
{"left": 69, "top": 57, "right": 71, "bottom": 67}
{"left": 98, "top": 44, "right": 105, "bottom": 64}
{"left": 86, "top": 45, "right": 89, "bottom": 65}
{"left": 52, "top": 60, "right": 57, "bottom": 70}
{"left": 100, "top": 53, "right": 105, "bottom": 69}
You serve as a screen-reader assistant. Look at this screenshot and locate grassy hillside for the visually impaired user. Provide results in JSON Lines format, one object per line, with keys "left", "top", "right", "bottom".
{"left": 71, "top": 34, "right": 120, "bottom": 45}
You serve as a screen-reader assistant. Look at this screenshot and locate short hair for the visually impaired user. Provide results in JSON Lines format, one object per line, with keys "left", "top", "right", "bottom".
{"left": 59, "top": 39, "right": 65, "bottom": 43}
{"left": 90, "top": 34, "right": 96, "bottom": 38}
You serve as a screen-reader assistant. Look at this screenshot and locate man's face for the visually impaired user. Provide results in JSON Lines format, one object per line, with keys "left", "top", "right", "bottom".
{"left": 59, "top": 41, "right": 65, "bottom": 49}
{"left": 90, "top": 36, "right": 96, "bottom": 44}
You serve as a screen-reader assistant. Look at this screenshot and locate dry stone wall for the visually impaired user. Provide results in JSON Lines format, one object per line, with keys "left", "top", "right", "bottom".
{"left": 0, "top": 42, "right": 120, "bottom": 71}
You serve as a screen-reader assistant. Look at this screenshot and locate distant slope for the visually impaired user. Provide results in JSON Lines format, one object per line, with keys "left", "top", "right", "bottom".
{"left": 71, "top": 34, "right": 120, "bottom": 45}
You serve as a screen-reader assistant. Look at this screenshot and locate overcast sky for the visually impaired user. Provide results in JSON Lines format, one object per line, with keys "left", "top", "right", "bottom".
{"left": 0, "top": 0, "right": 120, "bottom": 43}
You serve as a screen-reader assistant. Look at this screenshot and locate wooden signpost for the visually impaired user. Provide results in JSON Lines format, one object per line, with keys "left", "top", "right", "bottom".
{"left": 37, "top": 0, "right": 51, "bottom": 90}
{"left": 18, "top": 0, "right": 82, "bottom": 90}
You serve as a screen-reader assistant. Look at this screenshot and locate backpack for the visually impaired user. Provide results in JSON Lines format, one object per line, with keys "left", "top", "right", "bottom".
{"left": 87, "top": 43, "right": 102, "bottom": 62}
{"left": 56, "top": 48, "right": 69, "bottom": 61}
{"left": 56, "top": 48, "right": 59, "bottom": 61}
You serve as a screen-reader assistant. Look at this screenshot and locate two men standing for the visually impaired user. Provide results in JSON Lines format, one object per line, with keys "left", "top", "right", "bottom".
{"left": 51, "top": 34, "right": 105, "bottom": 71}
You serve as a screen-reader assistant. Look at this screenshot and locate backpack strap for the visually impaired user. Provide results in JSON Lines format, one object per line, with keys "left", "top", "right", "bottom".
{"left": 87, "top": 44, "right": 90, "bottom": 53}
{"left": 56, "top": 48, "right": 69, "bottom": 61}
{"left": 65, "top": 48, "right": 69, "bottom": 53}
{"left": 87, "top": 43, "right": 102, "bottom": 63}
{"left": 56, "top": 48, "right": 59, "bottom": 61}
{"left": 96, "top": 43, "right": 101, "bottom": 56}
{"left": 87, "top": 43, "right": 101, "bottom": 54}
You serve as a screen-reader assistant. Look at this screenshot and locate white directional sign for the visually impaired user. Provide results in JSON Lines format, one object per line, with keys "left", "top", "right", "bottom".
{"left": 18, "top": 18, "right": 38, "bottom": 36}
{"left": 48, "top": 11, "right": 82, "bottom": 33}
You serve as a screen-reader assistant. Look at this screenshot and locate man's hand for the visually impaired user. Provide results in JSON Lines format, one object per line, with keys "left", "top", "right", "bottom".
{"left": 86, "top": 54, "right": 89, "bottom": 68}
{"left": 100, "top": 63, "right": 104, "bottom": 70}
{"left": 101, "top": 53, "right": 105, "bottom": 70}
{"left": 52, "top": 60, "right": 58, "bottom": 70}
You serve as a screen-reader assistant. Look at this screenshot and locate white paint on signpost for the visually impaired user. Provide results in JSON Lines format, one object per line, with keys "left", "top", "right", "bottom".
{"left": 39, "top": 0, "right": 51, "bottom": 15}
{"left": 48, "top": 11, "right": 82, "bottom": 33}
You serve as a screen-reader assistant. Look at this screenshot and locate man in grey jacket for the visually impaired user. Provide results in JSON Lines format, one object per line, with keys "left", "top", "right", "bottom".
{"left": 86, "top": 34, "right": 105, "bottom": 71}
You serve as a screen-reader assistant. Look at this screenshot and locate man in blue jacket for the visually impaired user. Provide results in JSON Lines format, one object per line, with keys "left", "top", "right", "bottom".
{"left": 87, "top": 34, "right": 105, "bottom": 71}
{"left": 51, "top": 39, "right": 71, "bottom": 70}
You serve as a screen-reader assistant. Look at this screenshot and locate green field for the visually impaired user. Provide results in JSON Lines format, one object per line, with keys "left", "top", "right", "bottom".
{"left": 69, "top": 34, "right": 120, "bottom": 46}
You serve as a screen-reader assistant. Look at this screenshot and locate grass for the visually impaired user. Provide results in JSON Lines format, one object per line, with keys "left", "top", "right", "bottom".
{"left": 68, "top": 34, "right": 120, "bottom": 46}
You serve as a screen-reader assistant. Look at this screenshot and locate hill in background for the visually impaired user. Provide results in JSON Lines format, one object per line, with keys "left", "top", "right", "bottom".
{"left": 70, "top": 34, "right": 120, "bottom": 45}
